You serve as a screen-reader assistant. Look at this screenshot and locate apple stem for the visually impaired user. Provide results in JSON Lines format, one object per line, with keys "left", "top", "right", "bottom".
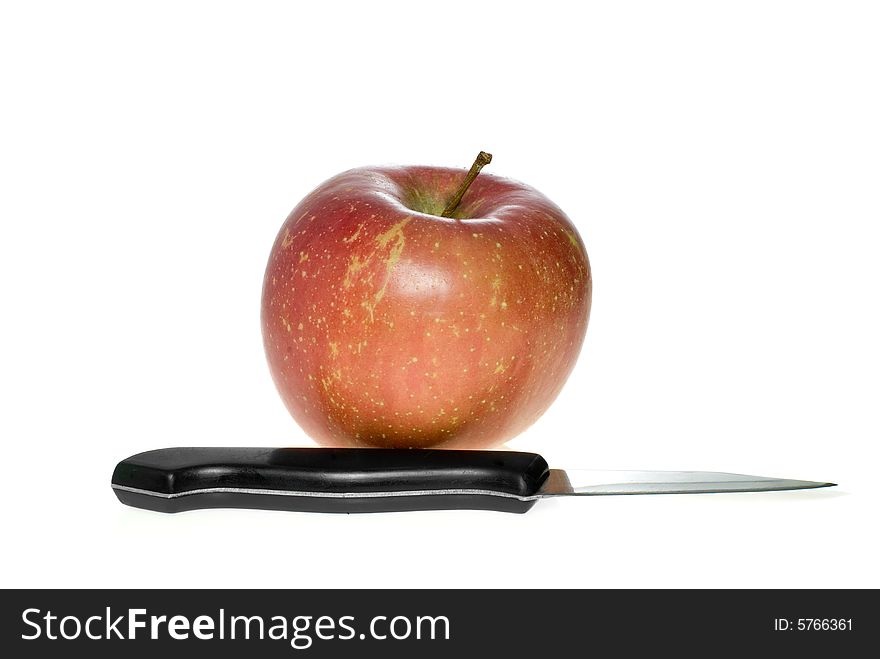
{"left": 441, "top": 151, "right": 493, "bottom": 218}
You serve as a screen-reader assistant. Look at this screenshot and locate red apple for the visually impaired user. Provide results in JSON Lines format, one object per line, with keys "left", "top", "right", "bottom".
{"left": 261, "top": 154, "right": 591, "bottom": 448}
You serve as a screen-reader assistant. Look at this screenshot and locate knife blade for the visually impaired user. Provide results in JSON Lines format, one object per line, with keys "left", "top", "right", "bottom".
{"left": 111, "top": 447, "right": 835, "bottom": 514}
{"left": 539, "top": 468, "right": 833, "bottom": 496}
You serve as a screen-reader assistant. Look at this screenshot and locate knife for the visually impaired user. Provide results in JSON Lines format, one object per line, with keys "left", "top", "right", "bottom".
{"left": 111, "top": 447, "right": 835, "bottom": 514}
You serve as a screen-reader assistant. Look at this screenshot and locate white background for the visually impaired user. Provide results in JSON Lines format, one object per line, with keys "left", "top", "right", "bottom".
{"left": 1, "top": 1, "right": 878, "bottom": 588}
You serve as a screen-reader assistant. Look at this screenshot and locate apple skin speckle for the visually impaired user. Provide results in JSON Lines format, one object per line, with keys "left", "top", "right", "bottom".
{"left": 261, "top": 165, "right": 591, "bottom": 449}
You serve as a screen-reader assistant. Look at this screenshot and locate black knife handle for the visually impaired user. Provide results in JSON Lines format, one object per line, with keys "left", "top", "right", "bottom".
{"left": 112, "top": 447, "right": 550, "bottom": 514}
